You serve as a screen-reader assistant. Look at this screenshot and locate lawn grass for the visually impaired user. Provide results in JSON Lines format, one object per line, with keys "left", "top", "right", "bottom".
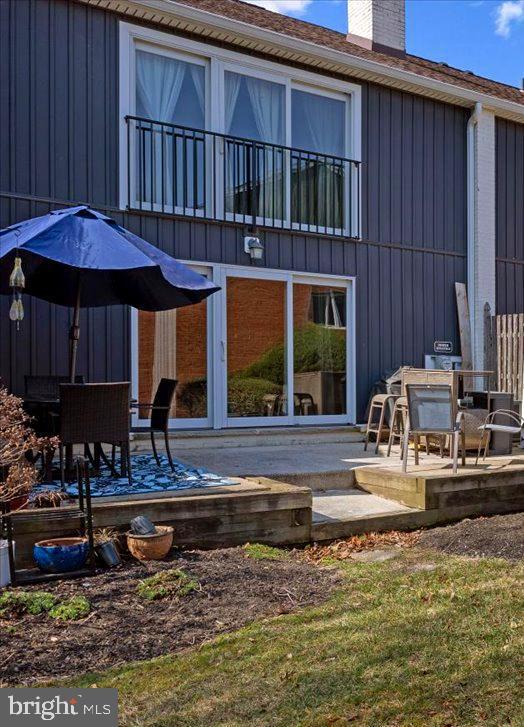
{"left": 242, "top": 542, "right": 291, "bottom": 560}
{"left": 60, "top": 550, "right": 523, "bottom": 726}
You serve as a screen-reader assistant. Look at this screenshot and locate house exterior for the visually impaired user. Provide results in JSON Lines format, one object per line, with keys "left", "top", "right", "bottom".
{"left": 0, "top": 0, "right": 523, "bottom": 429}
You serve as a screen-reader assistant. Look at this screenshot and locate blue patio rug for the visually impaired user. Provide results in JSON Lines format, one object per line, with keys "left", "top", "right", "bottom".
{"left": 32, "top": 454, "right": 240, "bottom": 498}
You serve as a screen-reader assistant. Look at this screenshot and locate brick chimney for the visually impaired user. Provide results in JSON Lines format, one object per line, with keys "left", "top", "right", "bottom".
{"left": 347, "top": 0, "right": 406, "bottom": 57}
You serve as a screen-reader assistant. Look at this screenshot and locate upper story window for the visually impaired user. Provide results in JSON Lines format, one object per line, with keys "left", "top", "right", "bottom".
{"left": 225, "top": 71, "right": 285, "bottom": 145}
{"left": 120, "top": 23, "right": 361, "bottom": 238}
{"left": 136, "top": 50, "right": 205, "bottom": 129}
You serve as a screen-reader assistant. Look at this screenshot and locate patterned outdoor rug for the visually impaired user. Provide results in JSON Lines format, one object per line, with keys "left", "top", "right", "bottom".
{"left": 33, "top": 454, "right": 240, "bottom": 498}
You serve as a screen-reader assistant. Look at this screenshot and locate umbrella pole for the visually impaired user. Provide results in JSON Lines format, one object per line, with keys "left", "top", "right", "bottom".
{"left": 69, "top": 278, "right": 82, "bottom": 382}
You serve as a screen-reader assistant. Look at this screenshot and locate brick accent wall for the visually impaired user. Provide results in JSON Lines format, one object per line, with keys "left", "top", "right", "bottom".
{"left": 348, "top": 0, "right": 406, "bottom": 52}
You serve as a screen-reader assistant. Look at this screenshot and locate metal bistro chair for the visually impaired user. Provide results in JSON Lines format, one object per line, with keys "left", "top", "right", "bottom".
{"left": 134, "top": 378, "right": 178, "bottom": 471}
{"left": 476, "top": 409, "right": 524, "bottom": 464}
{"left": 402, "top": 384, "right": 465, "bottom": 474}
{"left": 59, "top": 382, "right": 131, "bottom": 487}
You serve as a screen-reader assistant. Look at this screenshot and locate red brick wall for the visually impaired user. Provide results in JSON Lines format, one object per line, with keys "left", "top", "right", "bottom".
{"left": 226, "top": 278, "right": 286, "bottom": 374}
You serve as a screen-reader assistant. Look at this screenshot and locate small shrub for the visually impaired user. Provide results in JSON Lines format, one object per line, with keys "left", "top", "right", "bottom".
{"left": 227, "top": 376, "right": 282, "bottom": 417}
{"left": 49, "top": 596, "right": 91, "bottom": 621}
{"left": 177, "top": 378, "right": 207, "bottom": 418}
{"left": 0, "top": 590, "right": 57, "bottom": 618}
{"left": 137, "top": 569, "right": 199, "bottom": 601}
{"left": 243, "top": 543, "right": 290, "bottom": 561}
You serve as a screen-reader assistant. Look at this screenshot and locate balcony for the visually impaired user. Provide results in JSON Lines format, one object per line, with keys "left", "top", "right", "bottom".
{"left": 125, "top": 116, "right": 361, "bottom": 239}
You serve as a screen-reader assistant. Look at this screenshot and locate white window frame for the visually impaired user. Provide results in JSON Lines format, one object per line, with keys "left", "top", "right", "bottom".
{"left": 130, "top": 262, "right": 356, "bottom": 430}
{"left": 119, "top": 22, "right": 362, "bottom": 236}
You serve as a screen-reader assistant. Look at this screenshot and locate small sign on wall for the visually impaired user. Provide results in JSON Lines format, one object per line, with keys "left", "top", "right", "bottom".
{"left": 433, "top": 340, "right": 453, "bottom": 354}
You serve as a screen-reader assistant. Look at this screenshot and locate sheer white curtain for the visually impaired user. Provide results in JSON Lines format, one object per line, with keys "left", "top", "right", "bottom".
{"left": 225, "top": 73, "right": 242, "bottom": 134}
{"left": 245, "top": 76, "right": 285, "bottom": 219}
{"left": 245, "top": 77, "right": 284, "bottom": 144}
{"left": 152, "top": 310, "right": 178, "bottom": 416}
{"left": 136, "top": 51, "right": 186, "bottom": 207}
{"left": 292, "top": 90, "right": 345, "bottom": 230}
{"left": 190, "top": 65, "right": 205, "bottom": 121}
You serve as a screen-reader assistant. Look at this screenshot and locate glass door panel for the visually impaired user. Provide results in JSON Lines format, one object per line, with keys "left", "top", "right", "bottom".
{"left": 292, "top": 283, "right": 347, "bottom": 416}
{"left": 226, "top": 276, "right": 287, "bottom": 419}
{"left": 137, "top": 285, "right": 209, "bottom": 425}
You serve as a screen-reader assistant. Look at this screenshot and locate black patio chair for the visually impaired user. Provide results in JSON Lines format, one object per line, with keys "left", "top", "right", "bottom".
{"left": 59, "top": 382, "right": 131, "bottom": 487}
{"left": 24, "top": 374, "right": 85, "bottom": 436}
{"left": 134, "top": 378, "right": 178, "bottom": 471}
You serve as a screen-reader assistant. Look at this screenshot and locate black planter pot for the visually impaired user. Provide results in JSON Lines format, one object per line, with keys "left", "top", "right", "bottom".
{"left": 95, "top": 540, "right": 121, "bottom": 568}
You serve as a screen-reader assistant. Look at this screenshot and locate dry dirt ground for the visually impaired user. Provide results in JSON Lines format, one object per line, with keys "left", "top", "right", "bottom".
{"left": 0, "top": 547, "right": 340, "bottom": 686}
{"left": 419, "top": 512, "right": 524, "bottom": 560}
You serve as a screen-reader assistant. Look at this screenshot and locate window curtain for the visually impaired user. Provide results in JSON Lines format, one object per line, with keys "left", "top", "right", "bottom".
{"left": 152, "top": 309, "right": 178, "bottom": 417}
{"left": 292, "top": 91, "right": 345, "bottom": 230}
{"left": 136, "top": 51, "right": 186, "bottom": 207}
{"left": 224, "top": 73, "right": 284, "bottom": 220}
{"left": 190, "top": 65, "right": 205, "bottom": 121}
{"left": 245, "top": 77, "right": 285, "bottom": 220}
{"left": 224, "top": 73, "right": 242, "bottom": 214}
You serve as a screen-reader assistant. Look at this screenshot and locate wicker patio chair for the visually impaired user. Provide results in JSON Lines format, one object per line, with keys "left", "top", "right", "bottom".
{"left": 25, "top": 374, "right": 85, "bottom": 401}
{"left": 476, "top": 409, "right": 524, "bottom": 464}
{"left": 133, "top": 378, "right": 177, "bottom": 471}
{"left": 59, "top": 382, "right": 131, "bottom": 487}
{"left": 24, "top": 374, "right": 85, "bottom": 436}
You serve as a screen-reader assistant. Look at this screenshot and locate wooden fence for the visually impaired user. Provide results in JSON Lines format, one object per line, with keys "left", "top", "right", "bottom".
{"left": 484, "top": 304, "right": 524, "bottom": 402}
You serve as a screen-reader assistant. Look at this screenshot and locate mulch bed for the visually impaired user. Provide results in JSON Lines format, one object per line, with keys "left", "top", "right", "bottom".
{"left": 419, "top": 512, "right": 524, "bottom": 560}
{"left": 0, "top": 547, "right": 340, "bottom": 687}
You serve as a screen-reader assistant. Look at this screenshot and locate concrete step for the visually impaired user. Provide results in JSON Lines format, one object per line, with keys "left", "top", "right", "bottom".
{"left": 131, "top": 426, "right": 364, "bottom": 450}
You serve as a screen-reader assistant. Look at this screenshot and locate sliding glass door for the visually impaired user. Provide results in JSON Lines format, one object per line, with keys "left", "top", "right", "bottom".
{"left": 221, "top": 268, "right": 354, "bottom": 428}
{"left": 133, "top": 265, "right": 355, "bottom": 429}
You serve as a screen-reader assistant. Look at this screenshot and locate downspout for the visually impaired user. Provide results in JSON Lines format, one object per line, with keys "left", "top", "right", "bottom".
{"left": 467, "top": 101, "right": 482, "bottom": 366}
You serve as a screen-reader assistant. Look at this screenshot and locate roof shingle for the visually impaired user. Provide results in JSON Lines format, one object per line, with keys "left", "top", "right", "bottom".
{"left": 175, "top": 0, "right": 524, "bottom": 107}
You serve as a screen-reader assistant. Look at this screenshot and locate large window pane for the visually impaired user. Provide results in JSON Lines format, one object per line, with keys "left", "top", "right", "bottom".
{"left": 291, "top": 89, "right": 346, "bottom": 230}
{"left": 225, "top": 72, "right": 285, "bottom": 220}
{"left": 138, "top": 297, "right": 208, "bottom": 421}
{"left": 135, "top": 50, "right": 205, "bottom": 209}
{"left": 226, "top": 277, "right": 287, "bottom": 417}
{"left": 293, "top": 283, "right": 347, "bottom": 416}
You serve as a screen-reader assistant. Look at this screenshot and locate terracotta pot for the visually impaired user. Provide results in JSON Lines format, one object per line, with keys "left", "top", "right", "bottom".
{"left": 126, "top": 525, "right": 173, "bottom": 561}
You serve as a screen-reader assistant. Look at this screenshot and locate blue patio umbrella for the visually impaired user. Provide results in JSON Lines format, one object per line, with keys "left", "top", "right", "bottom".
{"left": 0, "top": 205, "right": 219, "bottom": 379}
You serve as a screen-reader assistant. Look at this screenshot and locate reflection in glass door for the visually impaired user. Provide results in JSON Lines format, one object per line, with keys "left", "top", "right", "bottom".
{"left": 225, "top": 276, "right": 288, "bottom": 421}
{"left": 293, "top": 283, "right": 347, "bottom": 417}
{"left": 136, "top": 271, "right": 210, "bottom": 427}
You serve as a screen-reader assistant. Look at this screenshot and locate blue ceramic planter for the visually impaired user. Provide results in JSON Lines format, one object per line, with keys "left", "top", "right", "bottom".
{"left": 33, "top": 537, "right": 89, "bottom": 573}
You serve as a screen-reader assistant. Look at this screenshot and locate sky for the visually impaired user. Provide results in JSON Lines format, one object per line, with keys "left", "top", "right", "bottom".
{"left": 243, "top": 0, "right": 524, "bottom": 88}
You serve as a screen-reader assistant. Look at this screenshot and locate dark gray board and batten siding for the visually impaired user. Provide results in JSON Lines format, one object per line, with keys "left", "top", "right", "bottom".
{"left": 496, "top": 118, "right": 524, "bottom": 315}
{"left": 0, "top": 0, "right": 467, "bottom": 419}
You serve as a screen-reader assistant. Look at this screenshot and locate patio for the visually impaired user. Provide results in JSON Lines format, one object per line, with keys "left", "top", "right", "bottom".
{"left": 9, "top": 425, "right": 524, "bottom": 568}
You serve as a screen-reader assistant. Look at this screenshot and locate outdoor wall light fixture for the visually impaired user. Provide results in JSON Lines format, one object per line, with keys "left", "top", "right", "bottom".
{"left": 244, "top": 235, "right": 264, "bottom": 261}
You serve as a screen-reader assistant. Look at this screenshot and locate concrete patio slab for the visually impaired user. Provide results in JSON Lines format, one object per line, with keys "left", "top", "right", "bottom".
{"left": 312, "top": 488, "right": 413, "bottom": 524}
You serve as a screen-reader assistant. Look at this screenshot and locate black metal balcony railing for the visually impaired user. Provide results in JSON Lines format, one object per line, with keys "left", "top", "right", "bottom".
{"left": 125, "top": 115, "right": 361, "bottom": 238}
